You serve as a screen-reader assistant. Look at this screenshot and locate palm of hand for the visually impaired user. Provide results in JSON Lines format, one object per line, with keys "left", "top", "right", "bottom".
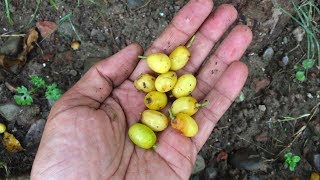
{"left": 31, "top": 1, "right": 252, "bottom": 179}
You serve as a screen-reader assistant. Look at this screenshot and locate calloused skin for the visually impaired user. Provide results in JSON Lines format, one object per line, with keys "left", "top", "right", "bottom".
{"left": 31, "top": 0, "right": 252, "bottom": 179}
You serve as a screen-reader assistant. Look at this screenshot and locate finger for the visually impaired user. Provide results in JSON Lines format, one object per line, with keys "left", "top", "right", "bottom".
{"left": 193, "top": 25, "right": 252, "bottom": 100}
{"left": 56, "top": 44, "right": 143, "bottom": 110}
{"left": 180, "top": 4, "right": 238, "bottom": 74}
{"left": 192, "top": 61, "right": 248, "bottom": 150}
{"left": 130, "top": 0, "right": 213, "bottom": 80}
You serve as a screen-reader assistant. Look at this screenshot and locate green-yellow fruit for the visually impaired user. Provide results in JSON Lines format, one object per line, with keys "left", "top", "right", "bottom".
{"left": 142, "top": 110, "right": 168, "bottom": 131}
{"left": 0, "top": 123, "right": 6, "bottom": 134}
{"left": 144, "top": 91, "right": 168, "bottom": 110}
{"left": 145, "top": 53, "right": 171, "bottom": 73}
{"left": 169, "top": 46, "right": 190, "bottom": 71}
{"left": 128, "top": 123, "right": 157, "bottom": 149}
{"left": 172, "top": 74, "right": 197, "bottom": 98}
{"left": 155, "top": 71, "right": 177, "bottom": 92}
{"left": 134, "top": 74, "right": 156, "bottom": 93}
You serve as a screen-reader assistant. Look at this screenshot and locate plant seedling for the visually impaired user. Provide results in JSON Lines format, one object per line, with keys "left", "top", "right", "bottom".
{"left": 31, "top": 75, "right": 46, "bottom": 89}
{"left": 294, "top": 59, "right": 315, "bottom": 81}
{"left": 14, "top": 86, "right": 33, "bottom": 105}
{"left": 45, "top": 83, "right": 62, "bottom": 101}
{"left": 284, "top": 152, "right": 301, "bottom": 171}
{"left": 14, "top": 75, "right": 62, "bottom": 105}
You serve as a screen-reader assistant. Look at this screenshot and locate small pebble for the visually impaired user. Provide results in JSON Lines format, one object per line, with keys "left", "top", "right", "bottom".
{"left": 307, "top": 152, "right": 320, "bottom": 172}
{"left": 258, "top": 105, "right": 266, "bottom": 111}
{"left": 262, "top": 47, "right": 274, "bottom": 61}
{"left": 307, "top": 93, "right": 314, "bottom": 99}
{"left": 230, "top": 148, "right": 267, "bottom": 171}
{"left": 282, "top": 55, "right": 289, "bottom": 66}
{"left": 24, "top": 119, "right": 46, "bottom": 148}
{"left": 292, "top": 26, "right": 305, "bottom": 42}
{"left": 127, "top": 0, "right": 145, "bottom": 9}
{"left": 69, "top": 69, "right": 78, "bottom": 76}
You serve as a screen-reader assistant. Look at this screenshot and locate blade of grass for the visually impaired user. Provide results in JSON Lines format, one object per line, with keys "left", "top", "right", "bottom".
{"left": 25, "top": 0, "right": 42, "bottom": 29}
{"left": 5, "top": 0, "right": 14, "bottom": 25}
{"left": 50, "top": 0, "right": 59, "bottom": 10}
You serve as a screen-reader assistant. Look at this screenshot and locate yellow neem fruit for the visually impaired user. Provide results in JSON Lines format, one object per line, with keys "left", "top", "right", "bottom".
{"left": 0, "top": 123, "right": 6, "bottom": 134}
{"left": 171, "top": 96, "right": 198, "bottom": 116}
{"left": 169, "top": 46, "right": 190, "bottom": 71}
{"left": 128, "top": 123, "right": 157, "bottom": 149}
{"left": 134, "top": 74, "right": 156, "bottom": 93}
{"left": 171, "top": 113, "right": 198, "bottom": 137}
{"left": 172, "top": 74, "right": 197, "bottom": 98}
{"left": 155, "top": 71, "right": 177, "bottom": 92}
{"left": 141, "top": 110, "right": 168, "bottom": 131}
{"left": 140, "top": 53, "right": 171, "bottom": 73}
{"left": 144, "top": 91, "right": 168, "bottom": 110}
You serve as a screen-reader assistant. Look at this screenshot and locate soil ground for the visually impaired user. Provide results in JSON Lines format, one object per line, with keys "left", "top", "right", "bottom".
{"left": 0, "top": 0, "right": 319, "bottom": 179}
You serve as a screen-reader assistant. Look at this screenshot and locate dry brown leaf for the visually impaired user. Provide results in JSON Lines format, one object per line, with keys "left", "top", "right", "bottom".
{"left": 3, "top": 132, "right": 23, "bottom": 153}
{"left": 25, "top": 28, "right": 39, "bottom": 53}
{"left": 0, "top": 53, "right": 20, "bottom": 69}
{"left": 0, "top": 28, "right": 38, "bottom": 68}
{"left": 18, "top": 28, "right": 39, "bottom": 64}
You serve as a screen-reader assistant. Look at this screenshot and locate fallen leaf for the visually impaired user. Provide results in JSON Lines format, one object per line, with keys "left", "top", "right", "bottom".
{"left": 17, "top": 28, "right": 39, "bottom": 64}
{"left": 0, "top": 28, "right": 39, "bottom": 69}
{"left": 0, "top": 53, "right": 20, "bottom": 69}
{"left": 36, "top": 21, "right": 57, "bottom": 38}
{"left": 3, "top": 132, "right": 23, "bottom": 153}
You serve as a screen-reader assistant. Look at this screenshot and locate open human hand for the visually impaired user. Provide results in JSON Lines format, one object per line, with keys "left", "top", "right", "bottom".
{"left": 31, "top": 0, "right": 252, "bottom": 179}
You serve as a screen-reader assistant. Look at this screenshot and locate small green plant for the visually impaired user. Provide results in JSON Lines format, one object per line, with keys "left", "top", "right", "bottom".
{"left": 284, "top": 152, "right": 301, "bottom": 171}
{"left": 14, "top": 75, "right": 62, "bottom": 106}
{"left": 280, "top": 0, "right": 320, "bottom": 81}
{"left": 45, "top": 83, "right": 62, "bottom": 101}
{"left": 293, "top": 58, "right": 315, "bottom": 81}
{"left": 5, "top": 0, "right": 13, "bottom": 25}
{"left": 14, "top": 86, "right": 33, "bottom": 105}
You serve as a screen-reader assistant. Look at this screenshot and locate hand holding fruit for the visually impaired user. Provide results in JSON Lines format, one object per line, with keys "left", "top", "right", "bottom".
{"left": 32, "top": 1, "right": 252, "bottom": 180}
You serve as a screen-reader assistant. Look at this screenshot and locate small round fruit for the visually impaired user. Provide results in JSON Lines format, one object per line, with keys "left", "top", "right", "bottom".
{"left": 171, "top": 113, "right": 198, "bottom": 137}
{"left": 128, "top": 123, "right": 157, "bottom": 149}
{"left": 169, "top": 46, "right": 190, "bottom": 71}
{"left": 144, "top": 91, "right": 168, "bottom": 110}
{"left": 134, "top": 74, "right": 156, "bottom": 93}
{"left": 140, "top": 53, "right": 171, "bottom": 73}
{"left": 0, "top": 123, "right": 6, "bottom": 134}
{"left": 142, "top": 110, "right": 168, "bottom": 131}
{"left": 155, "top": 71, "right": 177, "bottom": 92}
{"left": 172, "top": 74, "right": 197, "bottom": 98}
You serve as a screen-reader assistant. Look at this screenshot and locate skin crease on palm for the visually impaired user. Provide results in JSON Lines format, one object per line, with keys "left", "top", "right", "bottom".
{"left": 31, "top": 0, "right": 252, "bottom": 179}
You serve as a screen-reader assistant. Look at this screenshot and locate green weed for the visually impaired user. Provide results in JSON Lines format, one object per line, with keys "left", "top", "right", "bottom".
{"left": 280, "top": 0, "right": 320, "bottom": 81}
{"left": 284, "top": 152, "right": 301, "bottom": 171}
{"left": 14, "top": 75, "right": 62, "bottom": 106}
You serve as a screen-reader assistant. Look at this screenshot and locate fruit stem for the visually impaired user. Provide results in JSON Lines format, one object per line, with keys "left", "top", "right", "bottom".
{"left": 168, "top": 109, "right": 175, "bottom": 120}
{"left": 138, "top": 55, "right": 147, "bottom": 59}
{"left": 186, "top": 35, "right": 196, "bottom": 48}
{"left": 196, "top": 100, "right": 209, "bottom": 108}
{"left": 152, "top": 144, "right": 158, "bottom": 149}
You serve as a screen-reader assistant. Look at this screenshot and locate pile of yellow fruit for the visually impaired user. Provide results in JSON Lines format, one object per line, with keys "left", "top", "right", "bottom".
{"left": 129, "top": 36, "right": 209, "bottom": 149}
